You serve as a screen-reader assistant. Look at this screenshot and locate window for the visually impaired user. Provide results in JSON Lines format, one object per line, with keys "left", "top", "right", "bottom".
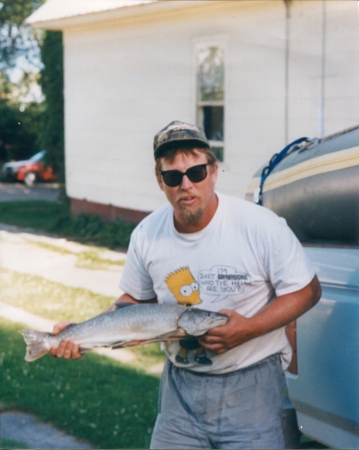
{"left": 196, "top": 45, "right": 225, "bottom": 161}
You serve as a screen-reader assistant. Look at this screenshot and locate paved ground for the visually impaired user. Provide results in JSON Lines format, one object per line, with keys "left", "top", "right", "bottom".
{"left": 0, "top": 224, "right": 125, "bottom": 298}
{"left": 0, "top": 182, "right": 92, "bottom": 448}
{"left": 0, "top": 182, "right": 61, "bottom": 202}
{"left": 0, "top": 223, "right": 144, "bottom": 449}
{"left": 0, "top": 223, "right": 144, "bottom": 365}
{"left": 1, "top": 412, "right": 92, "bottom": 449}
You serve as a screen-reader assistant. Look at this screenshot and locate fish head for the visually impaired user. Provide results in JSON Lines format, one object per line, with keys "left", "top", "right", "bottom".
{"left": 177, "top": 308, "right": 229, "bottom": 336}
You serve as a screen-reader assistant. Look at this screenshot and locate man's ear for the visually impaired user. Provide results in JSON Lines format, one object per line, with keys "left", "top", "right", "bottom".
{"left": 156, "top": 172, "right": 164, "bottom": 191}
{"left": 210, "top": 162, "right": 219, "bottom": 183}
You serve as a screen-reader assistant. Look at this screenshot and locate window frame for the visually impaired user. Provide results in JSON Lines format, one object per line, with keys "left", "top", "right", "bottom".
{"left": 194, "top": 39, "right": 227, "bottom": 162}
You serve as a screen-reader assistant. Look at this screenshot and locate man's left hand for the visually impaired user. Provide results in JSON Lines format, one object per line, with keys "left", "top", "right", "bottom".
{"left": 199, "top": 276, "right": 322, "bottom": 355}
{"left": 199, "top": 309, "right": 254, "bottom": 354}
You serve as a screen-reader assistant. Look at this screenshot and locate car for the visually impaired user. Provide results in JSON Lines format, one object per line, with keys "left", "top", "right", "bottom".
{"left": 246, "top": 124, "right": 359, "bottom": 448}
{"left": 2, "top": 150, "right": 58, "bottom": 186}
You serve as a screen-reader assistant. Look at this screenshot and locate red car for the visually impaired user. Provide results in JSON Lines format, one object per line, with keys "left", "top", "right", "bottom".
{"left": 2, "top": 150, "right": 58, "bottom": 186}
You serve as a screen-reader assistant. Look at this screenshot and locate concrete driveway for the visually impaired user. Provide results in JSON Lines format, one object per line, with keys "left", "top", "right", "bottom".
{"left": 0, "top": 182, "right": 61, "bottom": 202}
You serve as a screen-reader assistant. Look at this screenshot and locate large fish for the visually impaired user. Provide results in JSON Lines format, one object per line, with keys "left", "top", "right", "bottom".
{"left": 20, "top": 303, "right": 229, "bottom": 362}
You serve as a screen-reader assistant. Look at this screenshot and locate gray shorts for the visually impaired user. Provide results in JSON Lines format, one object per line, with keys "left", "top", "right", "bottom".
{"left": 150, "top": 354, "right": 286, "bottom": 449}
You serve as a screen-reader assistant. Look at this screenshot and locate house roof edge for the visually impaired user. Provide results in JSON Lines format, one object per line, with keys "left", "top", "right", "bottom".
{"left": 26, "top": 0, "right": 211, "bottom": 29}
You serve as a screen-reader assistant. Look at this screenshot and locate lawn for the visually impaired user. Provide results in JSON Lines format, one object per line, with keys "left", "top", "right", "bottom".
{"left": 0, "top": 267, "right": 166, "bottom": 371}
{"left": 0, "top": 197, "right": 165, "bottom": 448}
{"left": 0, "top": 201, "right": 135, "bottom": 249}
{"left": 0, "top": 267, "right": 115, "bottom": 323}
{"left": 0, "top": 318, "right": 159, "bottom": 449}
{"left": 0, "top": 435, "right": 27, "bottom": 449}
{"left": 26, "top": 241, "right": 126, "bottom": 270}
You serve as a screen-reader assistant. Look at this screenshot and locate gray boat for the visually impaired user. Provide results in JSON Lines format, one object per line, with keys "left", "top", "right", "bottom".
{"left": 246, "top": 124, "right": 359, "bottom": 245}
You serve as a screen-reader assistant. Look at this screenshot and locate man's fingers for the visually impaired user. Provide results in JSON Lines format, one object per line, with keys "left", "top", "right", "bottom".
{"left": 68, "top": 342, "right": 82, "bottom": 359}
{"left": 199, "top": 330, "right": 233, "bottom": 354}
{"left": 199, "top": 340, "right": 228, "bottom": 354}
{"left": 62, "top": 341, "right": 77, "bottom": 359}
{"left": 52, "top": 321, "right": 74, "bottom": 335}
{"left": 51, "top": 339, "right": 82, "bottom": 359}
{"left": 204, "top": 327, "right": 226, "bottom": 337}
{"left": 50, "top": 321, "right": 82, "bottom": 359}
{"left": 54, "top": 339, "right": 69, "bottom": 358}
{"left": 199, "top": 333, "right": 224, "bottom": 345}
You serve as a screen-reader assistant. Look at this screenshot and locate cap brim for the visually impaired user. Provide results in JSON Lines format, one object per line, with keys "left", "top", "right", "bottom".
{"left": 154, "top": 138, "right": 210, "bottom": 159}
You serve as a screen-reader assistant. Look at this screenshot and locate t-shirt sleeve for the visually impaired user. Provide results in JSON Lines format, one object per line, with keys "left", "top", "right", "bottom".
{"left": 119, "top": 228, "right": 156, "bottom": 301}
{"left": 265, "top": 218, "right": 316, "bottom": 297}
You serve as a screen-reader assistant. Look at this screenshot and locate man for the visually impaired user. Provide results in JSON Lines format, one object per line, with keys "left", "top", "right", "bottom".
{"left": 51, "top": 120, "right": 321, "bottom": 449}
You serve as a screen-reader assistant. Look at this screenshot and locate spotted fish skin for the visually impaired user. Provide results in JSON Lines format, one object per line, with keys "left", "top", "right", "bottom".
{"left": 20, "top": 304, "right": 228, "bottom": 362}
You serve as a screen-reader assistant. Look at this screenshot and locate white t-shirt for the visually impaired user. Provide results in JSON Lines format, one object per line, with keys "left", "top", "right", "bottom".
{"left": 120, "top": 193, "right": 315, "bottom": 374}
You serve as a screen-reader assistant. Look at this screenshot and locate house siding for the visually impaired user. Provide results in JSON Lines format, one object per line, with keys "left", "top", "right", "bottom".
{"left": 57, "top": 0, "right": 358, "bottom": 219}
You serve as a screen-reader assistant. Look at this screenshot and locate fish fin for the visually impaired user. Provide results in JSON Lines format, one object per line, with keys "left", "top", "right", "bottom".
{"left": 110, "top": 330, "right": 188, "bottom": 350}
{"left": 19, "top": 330, "right": 51, "bottom": 362}
{"left": 109, "top": 341, "right": 127, "bottom": 349}
{"left": 155, "top": 329, "right": 187, "bottom": 340}
{"left": 113, "top": 302, "right": 136, "bottom": 310}
{"left": 112, "top": 339, "right": 158, "bottom": 348}
{"left": 78, "top": 346, "right": 92, "bottom": 354}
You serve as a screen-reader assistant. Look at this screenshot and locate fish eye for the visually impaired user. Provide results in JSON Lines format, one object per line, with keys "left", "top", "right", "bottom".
{"left": 190, "top": 282, "right": 199, "bottom": 291}
{"left": 180, "top": 285, "right": 193, "bottom": 297}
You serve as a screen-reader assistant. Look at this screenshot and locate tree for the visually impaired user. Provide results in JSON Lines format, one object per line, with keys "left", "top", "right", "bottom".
{"left": 38, "top": 31, "right": 65, "bottom": 181}
{"left": 0, "top": 2, "right": 65, "bottom": 182}
{"left": 0, "top": 70, "right": 43, "bottom": 161}
{"left": 0, "top": 0, "right": 45, "bottom": 162}
{"left": 0, "top": 0, "right": 44, "bottom": 70}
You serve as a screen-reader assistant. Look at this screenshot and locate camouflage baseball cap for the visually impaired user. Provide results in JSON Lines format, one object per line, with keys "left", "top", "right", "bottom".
{"left": 153, "top": 120, "right": 210, "bottom": 159}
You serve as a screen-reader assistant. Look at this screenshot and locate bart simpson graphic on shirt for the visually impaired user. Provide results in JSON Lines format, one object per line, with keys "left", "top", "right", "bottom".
{"left": 165, "top": 267, "right": 212, "bottom": 365}
{"left": 165, "top": 267, "right": 201, "bottom": 306}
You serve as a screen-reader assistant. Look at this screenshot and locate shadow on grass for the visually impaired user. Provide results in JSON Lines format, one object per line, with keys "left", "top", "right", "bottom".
{"left": 0, "top": 435, "right": 27, "bottom": 449}
{"left": 0, "top": 318, "right": 159, "bottom": 449}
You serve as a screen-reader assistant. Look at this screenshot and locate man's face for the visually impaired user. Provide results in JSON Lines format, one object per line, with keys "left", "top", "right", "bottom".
{"left": 157, "top": 149, "right": 218, "bottom": 233}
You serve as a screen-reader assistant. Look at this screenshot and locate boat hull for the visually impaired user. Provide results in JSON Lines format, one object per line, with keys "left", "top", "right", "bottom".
{"left": 246, "top": 126, "right": 359, "bottom": 245}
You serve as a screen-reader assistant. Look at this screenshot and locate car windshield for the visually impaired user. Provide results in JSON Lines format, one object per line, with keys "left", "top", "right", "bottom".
{"left": 29, "top": 150, "right": 46, "bottom": 162}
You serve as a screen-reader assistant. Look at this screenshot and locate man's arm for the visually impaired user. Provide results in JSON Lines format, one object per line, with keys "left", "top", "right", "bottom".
{"left": 49, "top": 293, "right": 158, "bottom": 359}
{"left": 199, "top": 275, "right": 321, "bottom": 354}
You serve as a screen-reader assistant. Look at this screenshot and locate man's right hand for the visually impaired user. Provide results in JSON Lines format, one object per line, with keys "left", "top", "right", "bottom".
{"left": 49, "top": 321, "right": 82, "bottom": 360}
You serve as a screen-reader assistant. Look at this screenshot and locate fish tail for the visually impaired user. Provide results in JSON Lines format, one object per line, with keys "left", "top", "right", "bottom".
{"left": 19, "top": 330, "right": 51, "bottom": 362}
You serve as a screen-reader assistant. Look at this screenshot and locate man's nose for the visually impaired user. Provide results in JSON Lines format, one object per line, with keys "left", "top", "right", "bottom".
{"left": 180, "top": 174, "right": 193, "bottom": 189}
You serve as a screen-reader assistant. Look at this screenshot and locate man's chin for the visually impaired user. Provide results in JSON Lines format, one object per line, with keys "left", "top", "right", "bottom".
{"left": 178, "top": 207, "right": 204, "bottom": 225}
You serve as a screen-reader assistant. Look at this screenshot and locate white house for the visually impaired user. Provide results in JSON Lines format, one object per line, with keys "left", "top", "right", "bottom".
{"left": 27, "top": 0, "right": 359, "bottom": 223}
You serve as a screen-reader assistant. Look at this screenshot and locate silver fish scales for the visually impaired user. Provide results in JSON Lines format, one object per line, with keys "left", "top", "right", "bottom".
{"left": 20, "top": 303, "right": 229, "bottom": 362}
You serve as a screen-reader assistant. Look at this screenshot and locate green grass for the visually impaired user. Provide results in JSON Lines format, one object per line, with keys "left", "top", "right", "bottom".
{"left": 0, "top": 267, "right": 115, "bottom": 323}
{"left": 76, "top": 250, "right": 125, "bottom": 269}
{"left": 0, "top": 318, "right": 160, "bottom": 449}
{"left": 0, "top": 201, "right": 135, "bottom": 249}
{"left": 0, "top": 201, "right": 162, "bottom": 448}
{"left": 0, "top": 267, "right": 166, "bottom": 370}
{"left": 0, "top": 200, "right": 66, "bottom": 231}
{"left": 0, "top": 435, "right": 27, "bottom": 449}
{"left": 27, "top": 240, "right": 126, "bottom": 270}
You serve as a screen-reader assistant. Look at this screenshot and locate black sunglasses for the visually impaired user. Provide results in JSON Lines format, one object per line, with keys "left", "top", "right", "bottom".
{"left": 160, "top": 163, "right": 209, "bottom": 187}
